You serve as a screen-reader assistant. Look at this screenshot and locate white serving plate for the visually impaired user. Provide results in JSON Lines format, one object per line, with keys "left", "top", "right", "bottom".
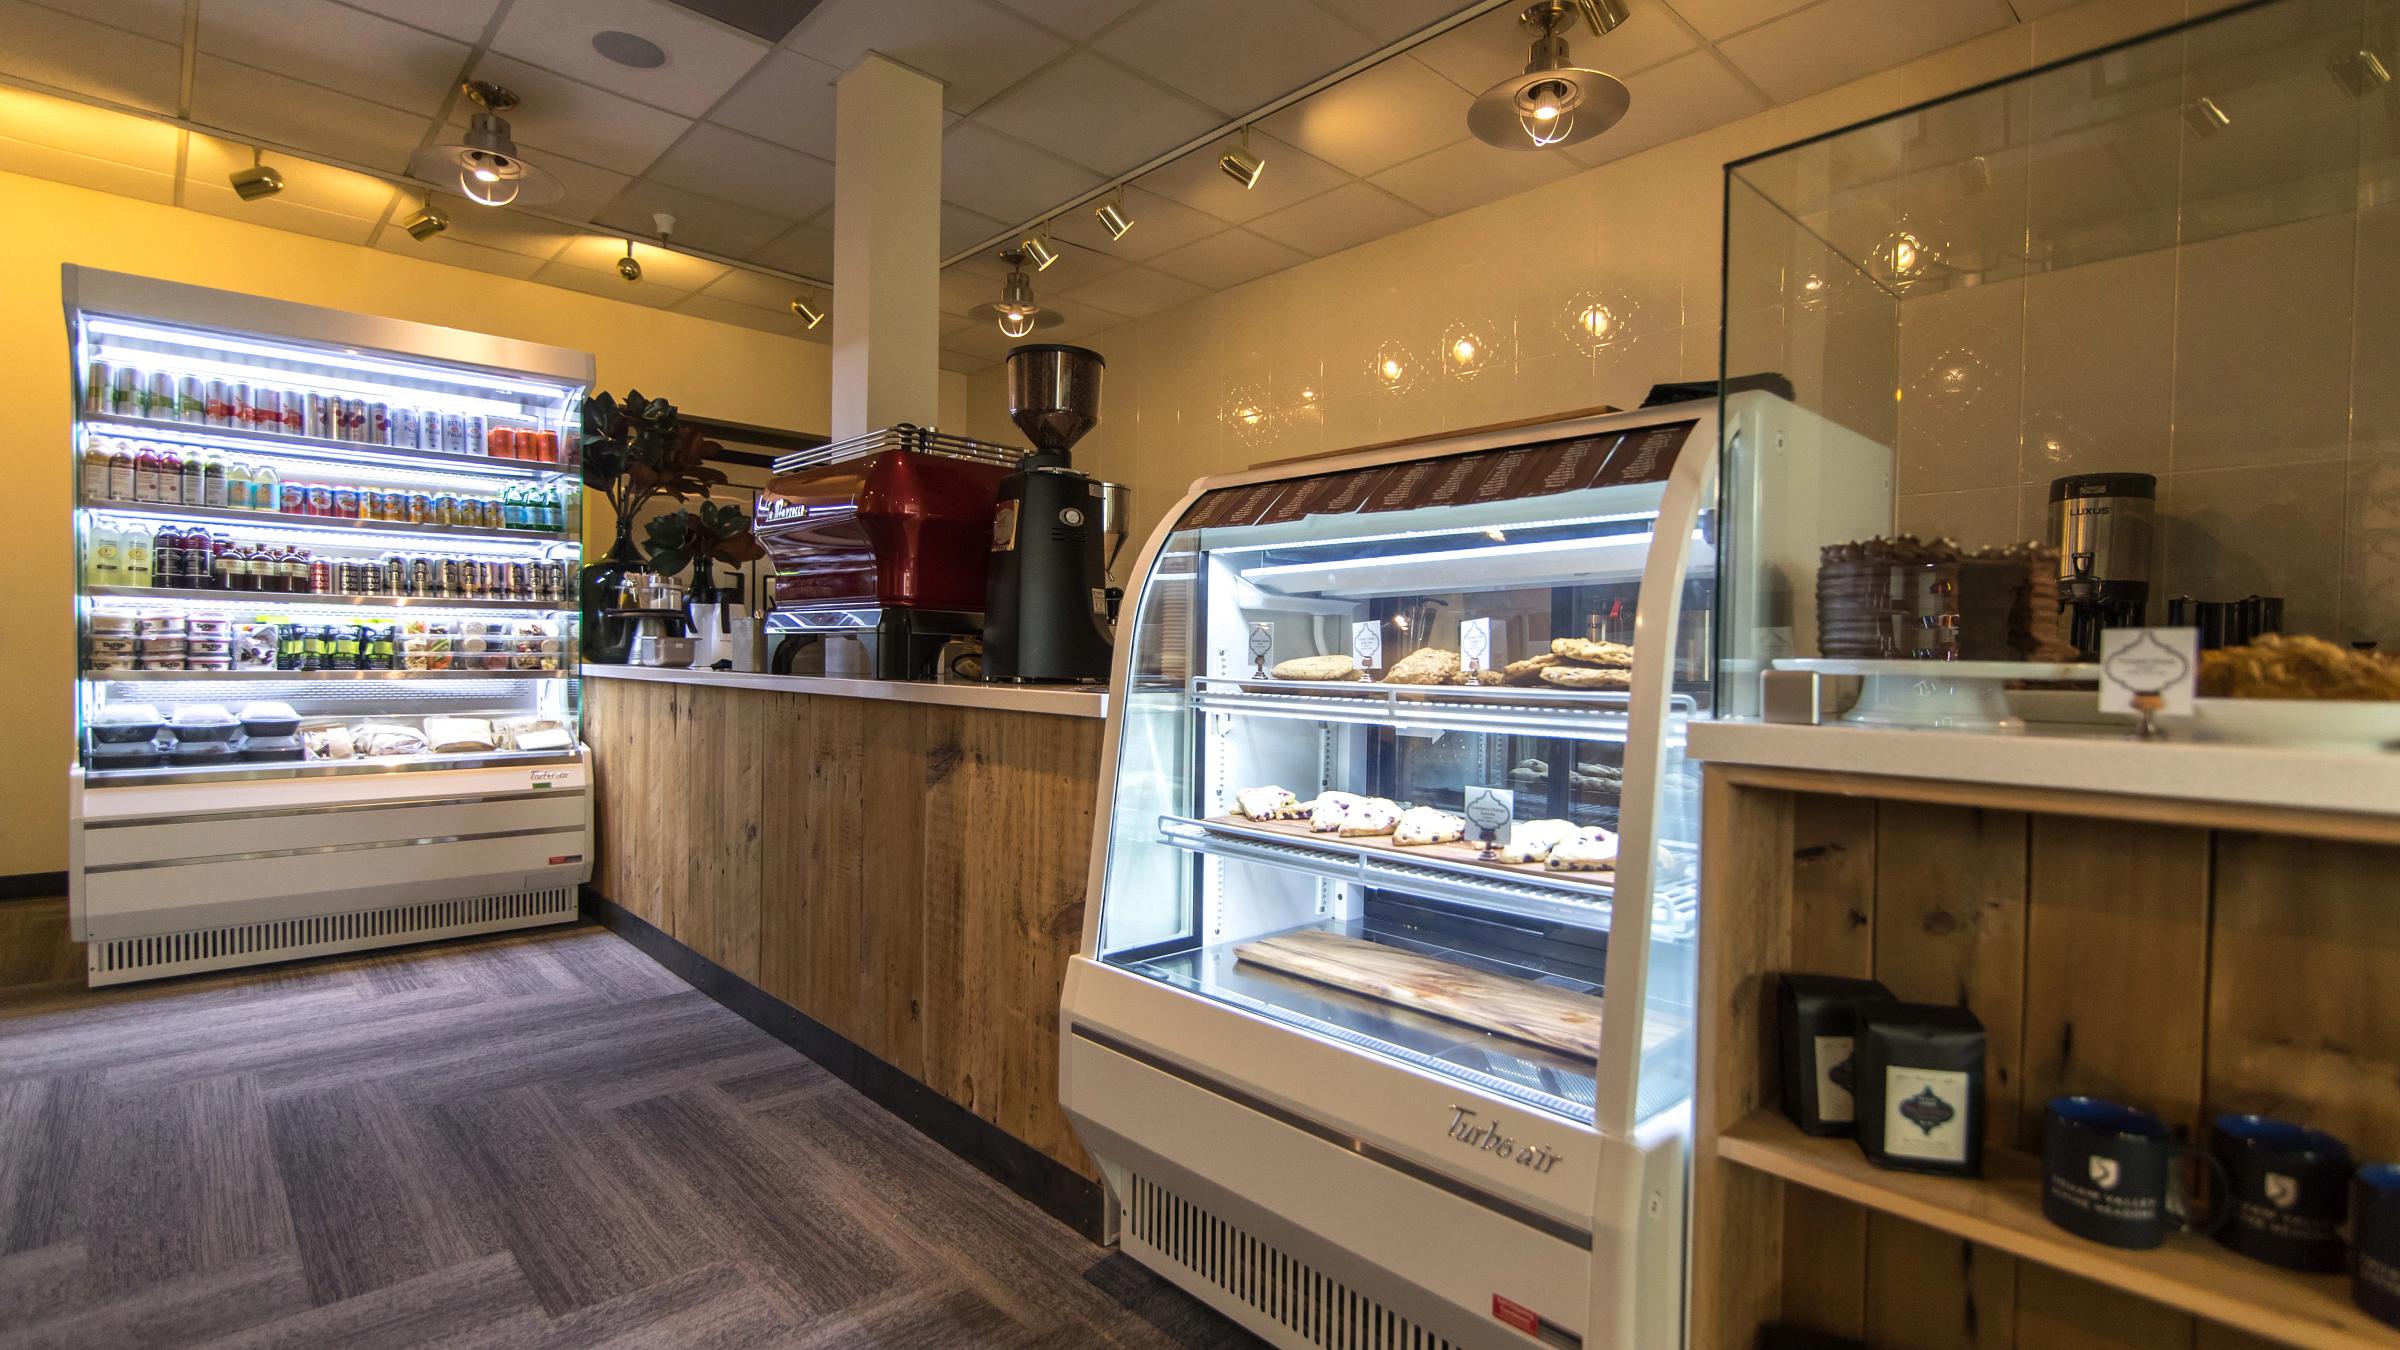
{"left": 2184, "top": 698, "right": 2400, "bottom": 751}
{"left": 1775, "top": 658, "right": 2098, "bottom": 732}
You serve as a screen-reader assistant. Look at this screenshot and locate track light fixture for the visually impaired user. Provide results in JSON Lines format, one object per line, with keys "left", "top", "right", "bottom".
{"left": 791, "top": 293, "right": 826, "bottom": 329}
{"left": 1467, "top": 0, "right": 1630, "bottom": 151}
{"left": 1094, "top": 187, "right": 1134, "bottom": 241}
{"left": 229, "top": 147, "right": 283, "bottom": 201}
{"left": 616, "top": 240, "right": 642, "bottom": 282}
{"left": 968, "top": 247, "right": 1063, "bottom": 338}
{"left": 401, "top": 202, "right": 449, "bottom": 240}
{"left": 1218, "top": 127, "right": 1265, "bottom": 189}
{"left": 1020, "top": 226, "right": 1060, "bottom": 272}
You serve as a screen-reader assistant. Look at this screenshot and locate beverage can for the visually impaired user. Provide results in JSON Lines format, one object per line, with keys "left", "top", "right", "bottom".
{"left": 383, "top": 554, "right": 406, "bottom": 595}
{"left": 110, "top": 366, "right": 141, "bottom": 416}
{"left": 332, "top": 487, "right": 360, "bottom": 519}
{"left": 308, "top": 558, "right": 331, "bottom": 594}
{"left": 305, "top": 391, "right": 333, "bottom": 439}
{"left": 306, "top": 485, "right": 335, "bottom": 517}
{"left": 280, "top": 390, "right": 303, "bottom": 435}
{"left": 205, "top": 379, "right": 233, "bottom": 427}
{"left": 430, "top": 493, "right": 457, "bottom": 526}
{"left": 280, "top": 482, "right": 306, "bottom": 515}
{"left": 146, "top": 371, "right": 174, "bottom": 420}
{"left": 394, "top": 407, "right": 419, "bottom": 448}
{"left": 404, "top": 492, "right": 429, "bottom": 524}
{"left": 342, "top": 397, "right": 367, "bottom": 441}
{"left": 83, "top": 361, "right": 112, "bottom": 415}
{"left": 438, "top": 557, "right": 462, "bottom": 597}
{"left": 230, "top": 382, "right": 254, "bottom": 429}
{"left": 505, "top": 560, "right": 530, "bottom": 600}
{"left": 408, "top": 556, "right": 433, "bottom": 596}
{"left": 177, "top": 375, "right": 205, "bottom": 423}
{"left": 251, "top": 386, "right": 281, "bottom": 434}
{"left": 440, "top": 412, "right": 465, "bottom": 454}
{"left": 367, "top": 401, "right": 391, "bottom": 444}
{"left": 466, "top": 416, "right": 487, "bottom": 457}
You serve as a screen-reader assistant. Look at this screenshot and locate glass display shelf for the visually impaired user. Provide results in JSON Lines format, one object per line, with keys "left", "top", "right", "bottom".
{"left": 1187, "top": 675, "right": 1701, "bottom": 743}
{"left": 82, "top": 497, "right": 570, "bottom": 545}
{"left": 83, "top": 585, "right": 575, "bottom": 612}
{"left": 92, "top": 668, "right": 570, "bottom": 682}
{"left": 81, "top": 745, "right": 581, "bottom": 787}
{"left": 78, "top": 411, "right": 574, "bottom": 480}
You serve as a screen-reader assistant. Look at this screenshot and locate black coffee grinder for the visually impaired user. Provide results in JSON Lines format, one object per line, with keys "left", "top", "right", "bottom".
{"left": 984, "top": 344, "right": 1117, "bottom": 683}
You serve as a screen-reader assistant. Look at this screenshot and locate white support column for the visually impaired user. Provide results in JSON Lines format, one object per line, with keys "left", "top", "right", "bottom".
{"left": 830, "top": 53, "right": 943, "bottom": 439}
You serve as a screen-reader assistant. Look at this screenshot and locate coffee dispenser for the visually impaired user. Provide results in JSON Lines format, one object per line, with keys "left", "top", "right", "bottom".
{"left": 2047, "top": 472, "right": 2155, "bottom": 659}
{"left": 984, "top": 344, "right": 1118, "bottom": 683}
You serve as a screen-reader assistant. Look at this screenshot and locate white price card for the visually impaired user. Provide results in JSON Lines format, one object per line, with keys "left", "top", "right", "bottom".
{"left": 2099, "top": 627, "right": 2198, "bottom": 716}
{"left": 1460, "top": 618, "right": 1492, "bottom": 673}
{"left": 1247, "top": 622, "right": 1274, "bottom": 676}
{"left": 1351, "top": 620, "right": 1383, "bottom": 670}
{"left": 1463, "top": 785, "right": 1515, "bottom": 843}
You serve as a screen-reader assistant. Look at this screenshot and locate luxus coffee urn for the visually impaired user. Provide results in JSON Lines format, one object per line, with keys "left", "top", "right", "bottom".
{"left": 2047, "top": 471, "right": 2156, "bottom": 659}
{"left": 984, "top": 344, "right": 1118, "bottom": 683}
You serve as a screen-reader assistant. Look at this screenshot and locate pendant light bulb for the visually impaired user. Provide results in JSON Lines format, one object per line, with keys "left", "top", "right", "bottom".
{"left": 1094, "top": 188, "right": 1134, "bottom": 241}
{"left": 1218, "top": 126, "right": 1265, "bottom": 189}
{"left": 999, "top": 311, "right": 1036, "bottom": 339}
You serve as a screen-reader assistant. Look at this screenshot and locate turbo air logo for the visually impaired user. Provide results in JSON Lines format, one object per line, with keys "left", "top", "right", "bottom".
{"left": 1445, "top": 1106, "right": 1564, "bottom": 1174}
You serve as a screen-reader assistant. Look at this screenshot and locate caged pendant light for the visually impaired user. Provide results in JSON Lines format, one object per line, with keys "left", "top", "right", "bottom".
{"left": 968, "top": 248, "right": 1064, "bottom": 338}
{"left": 1467, "top": 0, "right": 1631, "bottom": 151}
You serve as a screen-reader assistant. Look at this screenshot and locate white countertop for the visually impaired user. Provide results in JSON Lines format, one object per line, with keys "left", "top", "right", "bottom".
{"left": 582, "top": 662, "right": 1108, "bottom": 719}
{"left": 1687, "top": 719, "right": 2400, "bottom": 819}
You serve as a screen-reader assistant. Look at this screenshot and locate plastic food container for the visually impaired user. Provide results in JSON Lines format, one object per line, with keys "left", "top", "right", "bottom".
{"left": 165, "top": 706, "right": 241, "bottom": 742}
{"left": 187, "top": 656, "right": 232, "bottom": 672}
{"left": 237, "top": 702, "right": 302, "bottom": 738}
{"left": 238, "top": 736, "right": 306, "bottom": 763}
{"left": 137, "top": 615, "right": 185, "bottom": 637}
{"left": 89, "top": 636, "right": 137, "bottom": 658}
{"left": 186, "top": 616, "right": 231, "bottom": 638}
{"left": 89, "top": 612, "right": 137, "bottom": 636}
{"left": 88, "top": 703, "right": 165, "bottom": 743}
{"left": 87, "top": 739, "right": 166, "bottom": 770}
{"left": 135, "top": 657, "right": 187, "bottom": 671}
{"left": 167, "top": 741, "right": 239, "bottom": 766}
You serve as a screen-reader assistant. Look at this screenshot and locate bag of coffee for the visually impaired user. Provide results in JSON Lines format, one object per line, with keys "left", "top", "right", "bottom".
{"left": 1777, "top": 973, "right": 1892, "bottom": 1136}
{"left": 1856, "top": 1000, "right": 1986, "bottom": 1177}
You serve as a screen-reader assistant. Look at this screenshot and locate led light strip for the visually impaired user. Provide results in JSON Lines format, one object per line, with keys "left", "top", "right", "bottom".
{"left": 1235, "top": 530, "right": 1692, "bottom": 580}
{"left": 87, "top": 345, "right": 551, "bottom": 421}
{"left": 76, "top": 420, "right": 573, "bottom": 483}
{"left": 1202, "top": 508, "right": 1660, "bottom": 555}
{"left": 84, "top": 316, "right": 577, "bottom": 400}
{"left": 83, "top": 513, "right": 565, "bottom": 556}
{"left": 77, "top": 444, "right": 570, "bottom": 496}
{"left": 83, "top": 595, "right": 573, "bottom": 620}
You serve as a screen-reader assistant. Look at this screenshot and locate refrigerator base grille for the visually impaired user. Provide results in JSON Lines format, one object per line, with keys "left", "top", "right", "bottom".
{"left": 84, "top": 886, "right": 579, "bottom": 986}
{"left": 1123, "top": 1172, "right": 1457, "bottom": 1350}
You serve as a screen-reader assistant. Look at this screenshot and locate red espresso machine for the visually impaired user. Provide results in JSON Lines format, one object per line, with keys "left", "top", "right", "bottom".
{"left": 754, "top": 424, "right": 1022, "bottom": 679}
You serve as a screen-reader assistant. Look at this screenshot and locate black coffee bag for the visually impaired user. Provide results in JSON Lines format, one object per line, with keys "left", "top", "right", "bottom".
{"left": 1856, "top": 1000, "right": 1986, "bottom": 1177}
{"left": 1777, "top": 973, "right": 1892, "bottom": 1136}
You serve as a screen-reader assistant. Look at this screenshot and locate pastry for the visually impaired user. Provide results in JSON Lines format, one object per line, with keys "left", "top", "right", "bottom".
{"left": 1550, "top": 637, "right": 1638, "bottom": 667}
{"left": 1547, "top": 827, "right": 1620, "bottom": 873}
{"left": 1569, "top": 770, "right": 1622, "bottom": 792}
{"left": 1235, "top": 786, "right": 1307, "bottom": 821}
{"left": 1336, "top": 798, "right": 1402, "bottom": 837}
{"left": 2199, "top": 634, "right": 2400, "bottom": 701}
{"left": 1446, "top": 668, "right": 1506, "bottom": 686}
{"left": 1393, "top": 806, "right": 1466, "bottom": 847}
{"left": 1496, "top": 819, "right": 1580, "bottom": 864}
{"left": 1382, "top": 647, "right": 1461, "bottom": 685}
{"left": 1271, "top": 654, "right": 1362, "bottom": 682}
{"left": 1308, "top": 791, "right": 1368, "bottom": 833}
{"left": 1503, "top": 653, "right": 1560, "bottom": 685}
{"left": 1541, "top": 664, "right": 1635, "bottom": 690}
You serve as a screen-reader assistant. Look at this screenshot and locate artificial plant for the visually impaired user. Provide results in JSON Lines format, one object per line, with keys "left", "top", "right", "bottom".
{"left": 642, "top": 497, "right": 766, "bottom": 586}
{"left": 580, "top": 389, "right": 727, "bottom": 557}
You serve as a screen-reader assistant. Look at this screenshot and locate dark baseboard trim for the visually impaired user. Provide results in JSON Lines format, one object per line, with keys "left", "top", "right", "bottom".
{"left": 0, "top": 872, "right": 67, "bottom": 901}
{"left": 583, "top": 889, "right": 1105, "bottom": 1242}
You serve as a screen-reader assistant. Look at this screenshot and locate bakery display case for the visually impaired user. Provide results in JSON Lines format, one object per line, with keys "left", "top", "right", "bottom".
{"left": 1062, "top": 395, "right": 1872, "bottom": 1349}
{"left": 63, "top": 266, "right": 594, "bottom": 985}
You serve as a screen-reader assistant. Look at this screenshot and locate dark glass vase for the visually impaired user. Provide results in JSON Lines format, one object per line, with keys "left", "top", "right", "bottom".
{"left": 580, "top": 525, "right": 646, "bottom": 664}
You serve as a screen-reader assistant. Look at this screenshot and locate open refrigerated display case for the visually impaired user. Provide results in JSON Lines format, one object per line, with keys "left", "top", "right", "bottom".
{"left": 63, "top": 266, "right": 594, "bottom": 985}
{"left": 1061, "top": 397, "right": 1871, "bottom": 1350}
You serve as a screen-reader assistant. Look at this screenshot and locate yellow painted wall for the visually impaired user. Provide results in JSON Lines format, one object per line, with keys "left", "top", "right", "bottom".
{"left": 2, "top": 168, "right": 962, "bottom": 878}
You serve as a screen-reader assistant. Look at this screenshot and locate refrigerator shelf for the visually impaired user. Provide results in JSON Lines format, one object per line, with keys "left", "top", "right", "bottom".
{"left": 80, "top": 497, "right": 569, "bottom": 545}
{"left": 82, "top": 585, "right": 575, "bottom": 613}
{"left": 79, "top": 745, "right": 583, "bottom": 788}
{"left": 78, "top": 411, "right": 575, "bottom": 479}
{"left": 1187, "top": 676, "right": 1698, "bottom": 743}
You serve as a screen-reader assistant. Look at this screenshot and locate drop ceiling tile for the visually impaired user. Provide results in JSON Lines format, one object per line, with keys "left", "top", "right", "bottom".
{"left": 1038, "top": 239, "right": 1131, "bottom": 282}
{"left": 1134, "top": 129, "right": 1352, "bottom": 224}
{"left": 646, "top": 122, "right": 835, "bottom": 219}
{"left": 1145, "top": 228, "right": 1309, "bottom": 288}
{"left": 749, "top": 221, "right": 833, "bottom": 278}
{"left": 532, "top": 257, "right": 691, "bottom": 306}
{"left": 941, "top": 266, "right": 1002, "bottom": 315}
{"left": 597, "top": 177, "right": 795, "bottom": 256}
{"left": 371, "top": 229, "right": 553, "bottom": 280}
{"left": 973, "top": 51, "right": 1222, "bottom": 176}
{"left": 943, "top": 323, "right": 1026, "bottom": 361}
{"left": 1045, "top": 184, "right": 1227, "bottom": 261}
{"left": 492, "top": 0, "right": 771, "bottom": 117}
{"left": 0, "top": 130, "right": 175, "bottom": 203}
{"left": 1258, "top": 55, "right": 1473, "bottom": 177}
{"left": 943, "top": 201, "right": 1011, "bottom": 253}
{"left": 784, "top": 0, "right": 1073, "bottom": 113}
{"left": 338, "top": 0, "right": 504, "bottom": 42}
{"left": 24, "top": 0, "right": 183, "bottom": 42}
{"left": 697, "top": 266, "right": 811, "bottom": 308}
{"left": 1368, "top": 136, "right": 1582, "bottom": 216}
{"left": 1044, "top": 300, "right": 1132, "bottom": 342}
{"left": 1060, "top": 264, "right": 1208, "bottom": 319}
{"left": 706, "top": 48, "right": 841, "bottom": 159}
{"left": 0, "top": 83, "right": 181, "bottom": 172}
{"left": 1095, "top": 0, "right": 1375, "bottom": 117}
{"left": 675, "top": 291, "right": 812, "bottom": 337}
{"left": 186, "top": 136, "right": 400, "bottom": 218}
{"left": 943, "top": 120, "right": 1105, "bottom": 225}
{"left": 939, "top": 348, "right": 992, "bottom": 373}
{"left": 987, "top": 0, "right": 1150, "bottom": 41}
{"left": 182, "top": 182, "right": 382, "bottom": 246}
{"left": 190, "top": 55, "right": 437, "bottom": 172}
{"left": 551, "top": 233, "right": 730, "bottom": 288}
{"left": 1412, "top": 3, "right": 1697, "bottom": 97}
{"left": 403, "top": 192, "right": 582, "bottom": 258}
{"left": 1563, "top": 48, "right": 1768, "bottom": 166}
{"left": 1658, "top": 0, "right": 1816, "bottom": 41}
{"left": 461, "top": 52, "right": 692, "bottom": 172}
{"left": 1310, "top": 0, "right": 1473, "bottom": 44}
{"left": 197, "top": 0, "right": 470, "bottom": 118}
{"left": 0, "top": 1, "right": 182, "bottom": 114}
{"left": 1716, "top": 0, "right": 2016, "bottom": 104}
{"left": 1245, "top": 178, "right": 1431, "bottom": 255}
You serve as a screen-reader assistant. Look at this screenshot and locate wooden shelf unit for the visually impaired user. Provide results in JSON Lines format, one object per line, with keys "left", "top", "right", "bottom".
{"left": 1689, "top": 762, "right": 2400, "bottom": 1350}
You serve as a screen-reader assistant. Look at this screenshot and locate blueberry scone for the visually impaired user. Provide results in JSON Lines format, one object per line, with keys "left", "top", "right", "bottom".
{"left": 1546, "top": 827, "right": 1621, "bottom": 872}
{"left": 1495, "top": 818, "right": 1580, "bottom": 864}
{"left": 1336, "top": 797, "right": 1403, "bottom": 837}
{"left": 1235, "top": 786, "right": 1307, "bottom": 821}
{"left": 1393, "top": 805, "right": 1467, "bottom": 846}
{"left": 1308, "top": 791, "right": 1368, "bottom": 833}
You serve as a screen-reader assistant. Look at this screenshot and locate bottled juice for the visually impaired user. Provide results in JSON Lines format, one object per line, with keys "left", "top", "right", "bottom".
{"left": 202, "top": 454, "right": 226, "bottom": 508}
{"left": 107, "top": 444, "right": 135, "bottom": 500}
{"left": 252, "top": 463, "right": 280, "bottom": 512}
{"left": 82, "top": 444, "right": 110, "bottom": 501}
{"left": 150, "top": 525, "right": 177, "bottom": 586}
{"left": 121, "top": 524, "right": 153, "bottom": 588}
{"left": 84, "top": 524, "right": 121, "bottom": 585}
{"left": 133, "top": 446, "right": 161, "bottom": 502}
{"left": 180, "top": 452, "right": 203, "bottom": 506}
{"left": 156, "top": 448, "right": 183, "bottom": 505}
{"left": 226, "top": 460, "right": 252, "bottom": 511}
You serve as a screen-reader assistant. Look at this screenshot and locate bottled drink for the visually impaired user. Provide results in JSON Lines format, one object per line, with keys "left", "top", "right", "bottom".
{"left": 82, "top": 443, "right": 110, "bottom": 501}
{"left": 210, "top": 534, "right": 234, "bottom": 591}
{"left": 134, "top": 446, "right": 161, "bottom": 503}
{"left": 150, "top": 525, "right": 177, "bottom": 587}
{"left": 226, "top": 460, "right": 252, "bottom": 511}
{"left": 156, "top": 448, "right": 183, "bottom": 505}
{"left": 107, "top": 444, "right": 135, "bottom": 500}
{"left": 83, "top": 524, "right": 121, "bottom": 586}
{"left": 202, "top": 454, "right": 226, "bottom": 508}
{"left": 253, "top": 464, "right": 280, "bottom": 513}
{"left": 121, "top": 524, "right": 152, "bottom": 590}
{"left": 180, "top": 451, "right": 203, "bottom": 506}
{"left": 307, "top": 556, "right": 330, "bottom": 595}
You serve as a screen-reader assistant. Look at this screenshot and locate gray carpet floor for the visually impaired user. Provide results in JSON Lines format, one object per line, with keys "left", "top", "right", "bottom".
{"left": 0, "top": 900, "right": 1254, "bottom": 1350}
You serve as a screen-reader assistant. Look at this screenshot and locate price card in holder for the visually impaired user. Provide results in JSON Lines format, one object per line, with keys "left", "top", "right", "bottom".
{"left": 1460, "top": 618, "right": 1493, "bottom": 674}
{"left": 1351, "top": 620, "right": 1383, "bottom": 672}
{"left": 1248, "top": 622, "right": 1274, "bottom": 678}
{"left": 2099, "top": 628, "right": 2198, "bottom": 718}
{"left": 1463, "top": 785, "right": 1515, "bottom": 859}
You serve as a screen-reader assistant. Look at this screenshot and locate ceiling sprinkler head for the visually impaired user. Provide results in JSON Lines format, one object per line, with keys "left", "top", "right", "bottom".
{"left": 652, "top": 212, "right": 675, "bottom": 243}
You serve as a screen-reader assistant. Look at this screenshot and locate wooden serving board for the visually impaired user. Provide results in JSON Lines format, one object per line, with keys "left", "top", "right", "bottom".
{"left": 1208, "top": 815, "right": 1617, "bottom": 889}
{"left": 1234, "top": 928, "right": 1605, "bottom": 1058}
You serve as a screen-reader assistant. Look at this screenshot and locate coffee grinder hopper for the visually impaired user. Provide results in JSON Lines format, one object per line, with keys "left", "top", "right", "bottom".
{"left": 1007, "top": 344, "right": 1104, "bottom": 465}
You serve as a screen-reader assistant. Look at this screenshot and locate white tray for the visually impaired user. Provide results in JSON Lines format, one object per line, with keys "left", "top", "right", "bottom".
{"left": 1775, "top": 658, "right": 2098, "bottom": 733}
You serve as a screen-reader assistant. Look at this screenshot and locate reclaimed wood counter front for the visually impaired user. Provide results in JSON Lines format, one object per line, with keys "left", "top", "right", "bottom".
{"left": 581, "top": 667, "right": 1108, "bottom": 1223}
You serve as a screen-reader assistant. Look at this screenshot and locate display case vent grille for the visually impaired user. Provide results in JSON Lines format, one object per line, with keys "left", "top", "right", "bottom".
{"left": 1124, "top": 1173, "right": 1456, "bottom": 1350}
{"left": 85, "top": 886, "right": 577, "bottom": 986}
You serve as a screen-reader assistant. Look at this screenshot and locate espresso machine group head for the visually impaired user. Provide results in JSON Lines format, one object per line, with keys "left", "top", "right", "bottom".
{"left": 984, "top": 344, "right": 1118, "bottom": 683}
